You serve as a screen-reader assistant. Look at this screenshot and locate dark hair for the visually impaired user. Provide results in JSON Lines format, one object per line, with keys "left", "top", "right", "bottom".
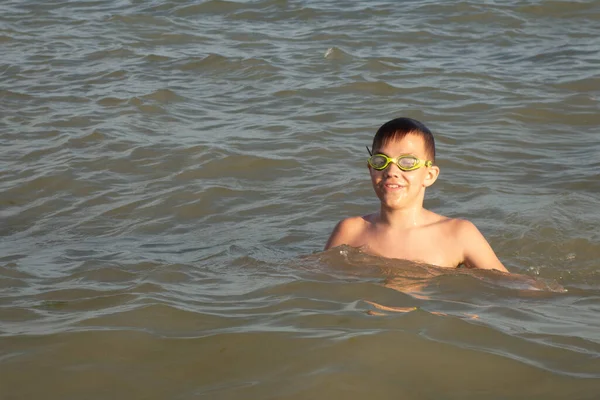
{"left": 371, "top": 117, "right": 436, "bottom": 162}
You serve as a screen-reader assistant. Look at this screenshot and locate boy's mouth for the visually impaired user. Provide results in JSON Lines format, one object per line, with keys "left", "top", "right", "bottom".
{"left": 383, "top": 183, "right": 406, "bottom": 190}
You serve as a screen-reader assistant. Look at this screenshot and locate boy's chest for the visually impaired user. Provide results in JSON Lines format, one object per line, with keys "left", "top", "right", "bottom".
{"left": 362, "top": 228, "right": 462, "bottom": 268}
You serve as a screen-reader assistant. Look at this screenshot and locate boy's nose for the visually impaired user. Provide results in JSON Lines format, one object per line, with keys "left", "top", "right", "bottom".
{"left": 384, "top": 162, "right": 403, "bottom": 176}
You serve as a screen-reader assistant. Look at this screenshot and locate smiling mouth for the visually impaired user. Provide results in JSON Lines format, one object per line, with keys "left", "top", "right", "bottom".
{"left": 384, "top": 184, "right": 406, "bottom": 189}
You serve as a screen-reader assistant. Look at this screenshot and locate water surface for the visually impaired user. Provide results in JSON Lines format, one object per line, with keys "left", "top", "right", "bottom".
{"left": 1, "top": 0, "right": 599, "bottom": 398}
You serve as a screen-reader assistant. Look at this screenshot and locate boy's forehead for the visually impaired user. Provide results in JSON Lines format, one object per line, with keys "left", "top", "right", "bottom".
{"left": 374, "top": 133, "right": 428, "bottom": 154}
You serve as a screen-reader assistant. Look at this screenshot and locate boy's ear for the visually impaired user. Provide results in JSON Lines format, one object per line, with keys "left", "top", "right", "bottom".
{"left": 423, "top": 165, "right": 440, "bottom": 187}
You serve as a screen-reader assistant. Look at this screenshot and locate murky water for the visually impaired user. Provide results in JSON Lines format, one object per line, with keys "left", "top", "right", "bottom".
{"left": 1, "top": 0, "right": 599, "bottom": 398}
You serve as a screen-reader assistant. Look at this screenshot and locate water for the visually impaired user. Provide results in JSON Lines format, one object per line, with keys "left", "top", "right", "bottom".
{"left": 1, "top": 0, "right": 600, "bottom": 398}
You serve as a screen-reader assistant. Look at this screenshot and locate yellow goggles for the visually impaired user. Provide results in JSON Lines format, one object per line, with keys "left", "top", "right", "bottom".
{"left": 367, "top": 146, "right": 432, "bottom": 171}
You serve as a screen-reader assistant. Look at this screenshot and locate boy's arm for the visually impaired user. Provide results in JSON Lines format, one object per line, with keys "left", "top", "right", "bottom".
{"left": 458, "top": 220, "right": 509, "bottom": 273}
{"left": 324, "top": 217, "right": 363, "bottom": 250}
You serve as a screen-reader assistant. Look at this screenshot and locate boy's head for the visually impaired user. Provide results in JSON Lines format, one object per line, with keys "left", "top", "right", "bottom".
{"left": 368, "top": 118, "right": 440, "bottom": 209}
{"left": 371, "top": 117, "right": 436, "bottom": 162}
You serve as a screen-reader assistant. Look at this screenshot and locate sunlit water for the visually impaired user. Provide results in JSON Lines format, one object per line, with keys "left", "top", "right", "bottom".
{"left": 1, "top": 0, "right": 599, "bottom": 398}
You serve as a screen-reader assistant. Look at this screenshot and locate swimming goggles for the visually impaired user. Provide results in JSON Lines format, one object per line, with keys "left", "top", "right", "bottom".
{"left": 366, "top": 146, "right": 432, "bottom": 171}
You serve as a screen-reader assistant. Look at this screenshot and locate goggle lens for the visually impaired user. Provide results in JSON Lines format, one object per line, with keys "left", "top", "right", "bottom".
{"left": 398, "top": 156, "right": 418, "bottom": 169}
{"left": 369, "top": 155, "right": 389, "bottom": 169}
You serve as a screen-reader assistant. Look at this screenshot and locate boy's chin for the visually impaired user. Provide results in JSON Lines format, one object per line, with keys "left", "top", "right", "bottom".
{"left": 378, "top": 194, "right": 410, "bottom": 209}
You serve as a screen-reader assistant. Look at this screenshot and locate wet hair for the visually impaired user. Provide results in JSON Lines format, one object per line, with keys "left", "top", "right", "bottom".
{"left": 371, "top": 117, "right": 436, "bottom": 162}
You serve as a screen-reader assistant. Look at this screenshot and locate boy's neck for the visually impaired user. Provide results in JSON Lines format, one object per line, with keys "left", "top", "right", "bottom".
{"left": 377, "top": 205, "right": 426, "bottom": 229}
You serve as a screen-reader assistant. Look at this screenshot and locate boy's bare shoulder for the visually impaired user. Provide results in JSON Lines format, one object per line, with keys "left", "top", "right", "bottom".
{"left": 426, "top": 213, "right": 485, "bottom": 245}
{"left": 340, "top": 213, "right": 375, "bottom": 227}
{"left": 435, "top": 215, "right": 508, "bottom": 272}
{"left": 332, "top": 214, "right": 373, "bottom": 236}
{"left": 324, "top": 214, "right": 374, "bottom": 250}
{"left": 445, "top": 217, "right": 483, "bottom": 239}
{"left": 427, "top": 212, "right": 477, "bottom": 233}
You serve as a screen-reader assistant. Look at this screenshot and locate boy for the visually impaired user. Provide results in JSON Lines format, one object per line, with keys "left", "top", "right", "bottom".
{"left": 325, "top": 117, "right": 508, "bottom": 272}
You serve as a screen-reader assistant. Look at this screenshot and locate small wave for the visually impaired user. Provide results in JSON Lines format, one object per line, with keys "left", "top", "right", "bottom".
{"left": 140, "top": 32, "right": 211, "bottom": 45}
{"left": 0, "top": 89, "right": 34, "bottom": 101}
{"left": 67, "top": 130, "right": 108, "bottom": 148}
{"left": 520, "top": 46, "right": 599, "bottom": 65}
{"left": 84, "top": 48, "right": 136, "bottom": 61}
{"left": 138, "top": 88, "right": 187, "bottom": 104}
{"left": 333, "top": 81, "right": 402, "bottom": 96}
{"left": 106, "top": 14, "right": 172, "bottom": 27}
{"left": 361, "top": 59, "right": 406, "bottom": 72}
{"left": 0, "top": 277, "right": 29, "bottom": 289}
{"left": 323, "top": 46, "right": 353, "bottom": 61}
{"left": 173, "top": 54, "right": 280, "bottom": 79}
{"left": 34, "top": 115, "right": 97, "bottom": 129}
{"left": 199, "top": 153, "right": 302, "bottom": 180}
{"left": 552, "top": 75, "right": 600, "bottom": 93}
{"left": 76, "top": 302, "right": 238, "bottom": 335}
{"left": 516, "top": 1, "right": 600, "bottom": 18}
{"left": 69, "top": 266, "right": 138, "bottom": 283}
{"left": 173, "top": 0, "right": 246, "bottom": 16}
{"left": 96, "top": 96, "right": 128, "bottom": 107}
{"left": 143, "top": 54, "right": 173, "bottom": 63}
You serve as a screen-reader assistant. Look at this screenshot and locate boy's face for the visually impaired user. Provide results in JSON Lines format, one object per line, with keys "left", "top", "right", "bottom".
{"left": 368, "top": 133, "right": 439, "bottom": 210}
